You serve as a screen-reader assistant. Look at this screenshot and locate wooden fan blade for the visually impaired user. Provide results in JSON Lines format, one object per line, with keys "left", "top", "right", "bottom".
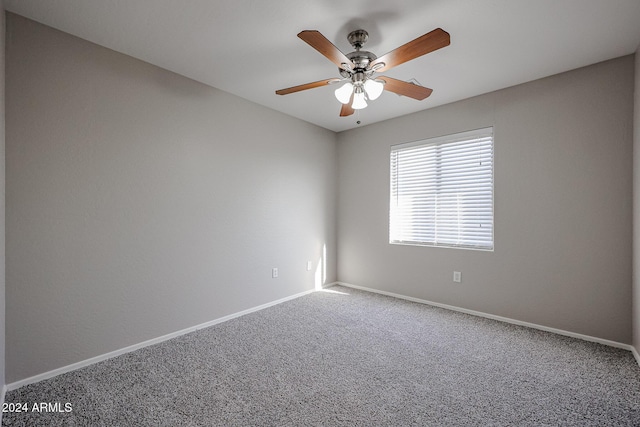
{"left": 370, "top": 28, "right": 450, "bottom": 73}
{"left": 298, "top": 30, "right": 354, "bottom": 71}
{"left": 340, "top": 101, "right": 354, "bottom": 117}
{"left": 378, "top": 76, "right": 433, "bottom": 100}
{"left": 276, "top": 78, "right": 340, "bottom": 95}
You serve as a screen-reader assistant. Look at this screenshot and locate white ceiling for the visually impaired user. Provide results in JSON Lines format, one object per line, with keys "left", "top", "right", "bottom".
{"left": 5, "top": 0, "right": 640, "bottom": 132}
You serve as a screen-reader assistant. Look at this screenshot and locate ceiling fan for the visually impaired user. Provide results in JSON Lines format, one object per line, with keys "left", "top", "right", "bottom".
{"left": 276, "top": 28, "right": 450, "bottom": 117}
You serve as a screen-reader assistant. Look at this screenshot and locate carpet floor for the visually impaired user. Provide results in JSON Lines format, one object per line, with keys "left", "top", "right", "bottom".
{"left": 3, "top": 285, "right": 640, "bottom": 426}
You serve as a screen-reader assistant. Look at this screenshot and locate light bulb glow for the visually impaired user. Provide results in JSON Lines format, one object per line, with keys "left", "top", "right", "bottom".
{"left": 364, "top": 79, "right": 384, "bottom": 100}
{"left": 334, "top": 82, "right": 354, "bottom": 104}
{"left": 352, "top": 90, "right": 368, "bottom": 109}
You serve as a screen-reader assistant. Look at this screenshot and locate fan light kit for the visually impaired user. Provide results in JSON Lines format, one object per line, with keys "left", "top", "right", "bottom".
{"left": 276, "top": 27, "right": 450, "bottom": 117}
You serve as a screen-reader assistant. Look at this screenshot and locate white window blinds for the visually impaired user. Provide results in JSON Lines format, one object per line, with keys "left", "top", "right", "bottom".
{"left": 390, "top": 127, "right": 494, "bottom": 251}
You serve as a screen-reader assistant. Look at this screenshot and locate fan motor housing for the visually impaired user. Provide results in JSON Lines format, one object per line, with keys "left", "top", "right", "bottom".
{"left": 340, "top": 50, "right": 377, "bottom": 77}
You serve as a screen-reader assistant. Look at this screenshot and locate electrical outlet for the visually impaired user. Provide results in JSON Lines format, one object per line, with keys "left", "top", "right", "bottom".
{"left": 307, "top": 261, "right": 312, "bottom": 271}
{"left": 272, "top": 268, "right": 278, "bottom": 278}
{"left": 453, "top": 271, "right": 461, "bottom": 283}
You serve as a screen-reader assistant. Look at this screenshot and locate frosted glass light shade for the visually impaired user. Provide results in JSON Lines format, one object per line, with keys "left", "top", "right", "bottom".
{"left": 334, "top": 82, "right": 354, "bottom": 104}
{"left": 352, "top": 90, "right": 368, "bottom": 109}
{"left": 364, "top": 79, "right": 384, "bottom": 100}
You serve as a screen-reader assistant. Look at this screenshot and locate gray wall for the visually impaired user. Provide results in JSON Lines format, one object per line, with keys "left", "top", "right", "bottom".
{"left": 634, "top": 49, "right": 640, "bottom": 351}
{"left": 338, "top": 55, "right": 634, "bottom": 344}
{"left": 0, "top": 3, "right": 5, "bottom": 394}
{"left": 5, "top": 14, "right": 337, "bottom": 383}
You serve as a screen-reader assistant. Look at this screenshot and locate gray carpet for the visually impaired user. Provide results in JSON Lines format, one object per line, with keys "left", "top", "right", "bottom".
{"left": 3, "top": 285, "right": 640, "bottom": 426}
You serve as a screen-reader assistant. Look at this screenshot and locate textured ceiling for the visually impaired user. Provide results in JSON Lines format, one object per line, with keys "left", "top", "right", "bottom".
{"left": 5, "top": 0, "right": 640, "bottom": 132}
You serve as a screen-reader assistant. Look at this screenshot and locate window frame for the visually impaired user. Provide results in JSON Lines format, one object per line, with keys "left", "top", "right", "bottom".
{"left": 389, "top": 127, "right": 494, "bottom": 251}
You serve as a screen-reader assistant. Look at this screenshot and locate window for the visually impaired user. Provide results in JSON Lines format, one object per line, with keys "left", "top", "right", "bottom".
{"left": 390, "top": 127, "right": 494, "bottom": 251}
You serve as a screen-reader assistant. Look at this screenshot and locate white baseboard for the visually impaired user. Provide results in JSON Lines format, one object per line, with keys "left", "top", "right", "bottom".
{"left": 321, "top": 281, "right": 339, "bottom": 289}
{"left": 632, "top": 346, "right": 640, "bottom": 368}
{"left": 7, "top": 288, "right": 320, "bottom": 392}
{"left": 7, "top": 280, "right": 635, "bottom": 392}
{"left": 335, "top": 282, "right": 633, "bottom": 352}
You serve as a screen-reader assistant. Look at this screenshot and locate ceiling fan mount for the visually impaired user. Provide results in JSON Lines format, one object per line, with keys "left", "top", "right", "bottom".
{"left": 276, "top": 26, "right": 450, "bottom": 117}
{"left": 347, "top": 29, "right": 369, "bottom": 49}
